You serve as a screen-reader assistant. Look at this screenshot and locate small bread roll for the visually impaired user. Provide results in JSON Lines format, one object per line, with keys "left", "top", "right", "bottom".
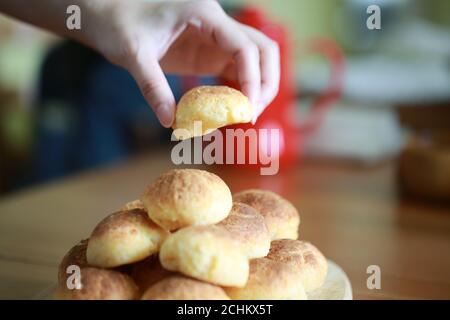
{"left": 224, "top": 258, "right": 307, "bottom": 300}
{"left": 131, "top": 255, "right": 172, "bottom": 292}
{"left": 172, "top": 86, "right": 253, "bottom": 140}
{"left": 58, "top": 239, "right": 89, "bottom": 286}
{"left": 142, "top": 169, "right": 232, "bottom": 231}
{"left": 266, "top": 239, "right": 328, "bottom": 291}
{"left": 159, "top": 226, "right": 249, "bottom": 287}
{"left": 86, "top": 209, "right": 169, "bottom": 268}
{"left": 217, "top": 202, "right": 270, "bottom": 259}
{"left": 121, "top": 199, "right": 145, "bottom": 211}
{"left": 55, "top": 267, "right": 139, "bottom": 300}
{"left": 141, "top": 276, "right": 230, "bottom": 300}
{"left": 233, "top": 189, "right": 300, "bottom": 240}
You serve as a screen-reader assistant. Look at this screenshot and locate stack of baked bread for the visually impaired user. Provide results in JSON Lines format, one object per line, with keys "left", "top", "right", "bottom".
{"left": 56, "top": 169, "right": 327, "bottom": 300}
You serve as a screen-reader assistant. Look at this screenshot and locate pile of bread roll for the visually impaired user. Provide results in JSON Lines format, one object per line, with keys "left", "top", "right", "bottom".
{"left": 56, "top": 169, "right": 327, "bottom": 300}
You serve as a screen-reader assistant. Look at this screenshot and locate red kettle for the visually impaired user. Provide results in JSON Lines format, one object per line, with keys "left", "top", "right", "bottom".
{"left": 220, "top": 7, "right": 345, "bottom": 171}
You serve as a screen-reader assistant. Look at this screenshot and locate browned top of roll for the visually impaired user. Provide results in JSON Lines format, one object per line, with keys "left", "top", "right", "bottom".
{"left": 217, "top": 203, "right": 267, "bottom": 242}
{"left": 141, "top": 275, "right": 230, "bottom": 300}
{"left": 233, "top": 189, "right": 300, "bottom": 239}
{"left": 121, "top": 199, "right": 145, "bottom": 211}
{"left": 90, "top": 209, "right": 155, "bottom": 238}
{"left": 234, "top": 189, "right": 297, "bottom": 222}
{"left": 267, "top": 239, "right": 325, "bottom": 268}
{"left": 56, "top": 267, "right": 139, "bottom": 300}
{"left": 58, "top": 239, "right": 89, "bottom": 286}
{"left": 86, "top": 208, "right": 168, "bottom": 268}
{"left": 216, "top": 202, "right": 270, "bottom": 258}
{"left": 266, "top": 239, "right": 328, "bottom": 291}
{"left": 141, "top": 169, "right": 232, "bottom": 231}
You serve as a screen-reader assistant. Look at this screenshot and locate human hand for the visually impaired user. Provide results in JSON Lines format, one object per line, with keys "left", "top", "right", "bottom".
{"left": 85, "top": 0, "right": 280, "bottom": 127}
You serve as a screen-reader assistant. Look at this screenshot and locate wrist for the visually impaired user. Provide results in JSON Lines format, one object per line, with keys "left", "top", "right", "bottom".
{"left": 67, "top": 0, "right": 116, "bottom": 51}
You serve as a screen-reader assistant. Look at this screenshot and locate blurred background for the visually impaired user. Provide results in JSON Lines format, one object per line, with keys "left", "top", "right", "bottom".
{"left": 0, "top": 0, "right": 449, "bottom": 203}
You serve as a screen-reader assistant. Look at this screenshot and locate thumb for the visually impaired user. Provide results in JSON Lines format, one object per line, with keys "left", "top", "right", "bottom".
{"left": 129, "top": 56, "right": 175, "bottom": 128}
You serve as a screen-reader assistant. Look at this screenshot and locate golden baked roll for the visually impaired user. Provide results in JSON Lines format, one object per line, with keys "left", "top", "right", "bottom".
{"left": 224, "top": 258, "right": 307, "bottom": 300}
{"left": 86, "top": 209, "right": 169, "bottom": 268}
{"left": 141, "top": 276, "right": 230, "bottom": 300}
{"left": 55, "top": 267, "right": 139, "bottom": 300}
{"left": 172, "top": 86, "right": 253, "bottom": 140}
{"left": 233, "top": 189, "right": 300, "bottom": 240}
{"left": 266, "top": 239, "right": 327, "bottom": 292}
{"left": 216, "top": 202, "right": 270, "bottom": 259}
{"left": 141, "top": 169, "right": 232, "bottom": 231}
{"left": 159, "top": 226, "right": 249, "bottom": 287}
{"left": 131, "top": 255, "right": 172, "bottom": 292}
{"left": 58, "top": 239, "right": 89, "bottom": 286}
{"left": 121, "top": 199, "right": 145, "bottom": 211}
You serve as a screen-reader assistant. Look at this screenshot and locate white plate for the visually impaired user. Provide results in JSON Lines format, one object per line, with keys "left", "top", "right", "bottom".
{"left": 307, "top": 260, "right": 353, "bottom": 300}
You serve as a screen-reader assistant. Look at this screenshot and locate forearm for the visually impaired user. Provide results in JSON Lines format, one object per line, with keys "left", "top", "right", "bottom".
{"left": 0, "top": 0, "right": 112, "bottom": 48}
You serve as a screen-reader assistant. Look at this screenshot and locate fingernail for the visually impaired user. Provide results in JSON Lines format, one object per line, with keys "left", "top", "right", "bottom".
{"left": 156, "top": 104, "right": 174, "bottom": 128}
{"left": 252, "top": 101, "right": 264, "bottom": 125}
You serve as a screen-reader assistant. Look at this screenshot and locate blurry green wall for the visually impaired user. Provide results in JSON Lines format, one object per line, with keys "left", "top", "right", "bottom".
{"left": 245, "top": 0, "right": 341, "bottom": 41}
{"left": 231, "top": 0, "right": 450, "bottom": 59}
{"left": 420, "top": 0, "right": 450, "bottom": 26}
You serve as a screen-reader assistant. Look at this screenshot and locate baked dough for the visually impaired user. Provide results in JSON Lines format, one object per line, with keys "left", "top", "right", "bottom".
{"left": 141, "top": 275, "right": 230, "bottom": 300}
{"left": 58, "top": 239, "right": 89, "bottom": 286}
{"left": 233, "top": 189, "right": 300, "bottom": 240}
{"left": 142, "top": 169, "right": 232, "bottom": 231}
{"left": 172, "top": 86, "right": 253, "bottom": 140}
{"left": 217, "top": 202, "right": 270, "bottom": 259}
{"left": 224, "top": 258, "right": 307, "bottom": 300}
{"left": 159, "top": 226, "right": 249, "bottom": 287}
{"left": 131, "top": 255, "right": 172, "bottom": 292}
{"left": 266, "top": 239, "right": 328, "bottom": 291}
{"left": 55, "top": 267, "right": 138, "bottom": 300}
{"left": 86, "top": 209, "right": 169, "bottom": 268}
{"left": 121, "top": 199, "right": 145, "bottom": 211}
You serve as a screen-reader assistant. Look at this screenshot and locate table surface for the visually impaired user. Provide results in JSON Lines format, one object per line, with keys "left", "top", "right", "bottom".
{"left": 1, "top": 148, "right": 449, "bottom": 300}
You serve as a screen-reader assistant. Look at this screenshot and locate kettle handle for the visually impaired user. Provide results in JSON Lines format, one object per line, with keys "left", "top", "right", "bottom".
{"left": 296, "top": 38, "right": 345, "bottom": 134}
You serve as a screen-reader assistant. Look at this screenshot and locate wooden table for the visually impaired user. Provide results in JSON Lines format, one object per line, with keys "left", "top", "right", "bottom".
{"left": 1, "top": 148, "right": 449, "bottom": 299}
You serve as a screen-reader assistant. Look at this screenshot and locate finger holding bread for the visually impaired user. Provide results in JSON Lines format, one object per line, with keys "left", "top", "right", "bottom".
{"left": 172, "top": 86, "right": 253, "bottom": 140}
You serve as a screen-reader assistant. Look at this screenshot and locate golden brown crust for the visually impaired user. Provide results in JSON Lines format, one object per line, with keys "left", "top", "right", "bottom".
{"left": 233, "top": 189, "right": 300, "bottom": 240}
{"left": 55, "top": 267, "right": 139, "bottom": 300}
{"left": 86, "top": 209, "right": 169, "bottom": 268}
{"left": 141, "top": 169, "right": 232, "bottom": 231}
{"left": 58, "top": 239, "right": 89, "bottom": 286}
{"left": 172, "top": 86, "right": 253, "bottom": 140}
{"left": 131, "top": 255, "right": 173, "bottom": 293}
{"left": 121, "top": 199, "right": 145, "bottom": 211}
{"left": 266, "top": 239, "right": 328, "bottom": 291}
{"left": 141, "top": 276, "right": 230, "bottom": 300}
{"left": 217, "top": 202, "right": 270, "bottom": 258}
{"left": 224, "top": 258, "right": 307, "bottom": 300}
{"left": 159, "top": 225, "right": 249, "bottom": 287}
